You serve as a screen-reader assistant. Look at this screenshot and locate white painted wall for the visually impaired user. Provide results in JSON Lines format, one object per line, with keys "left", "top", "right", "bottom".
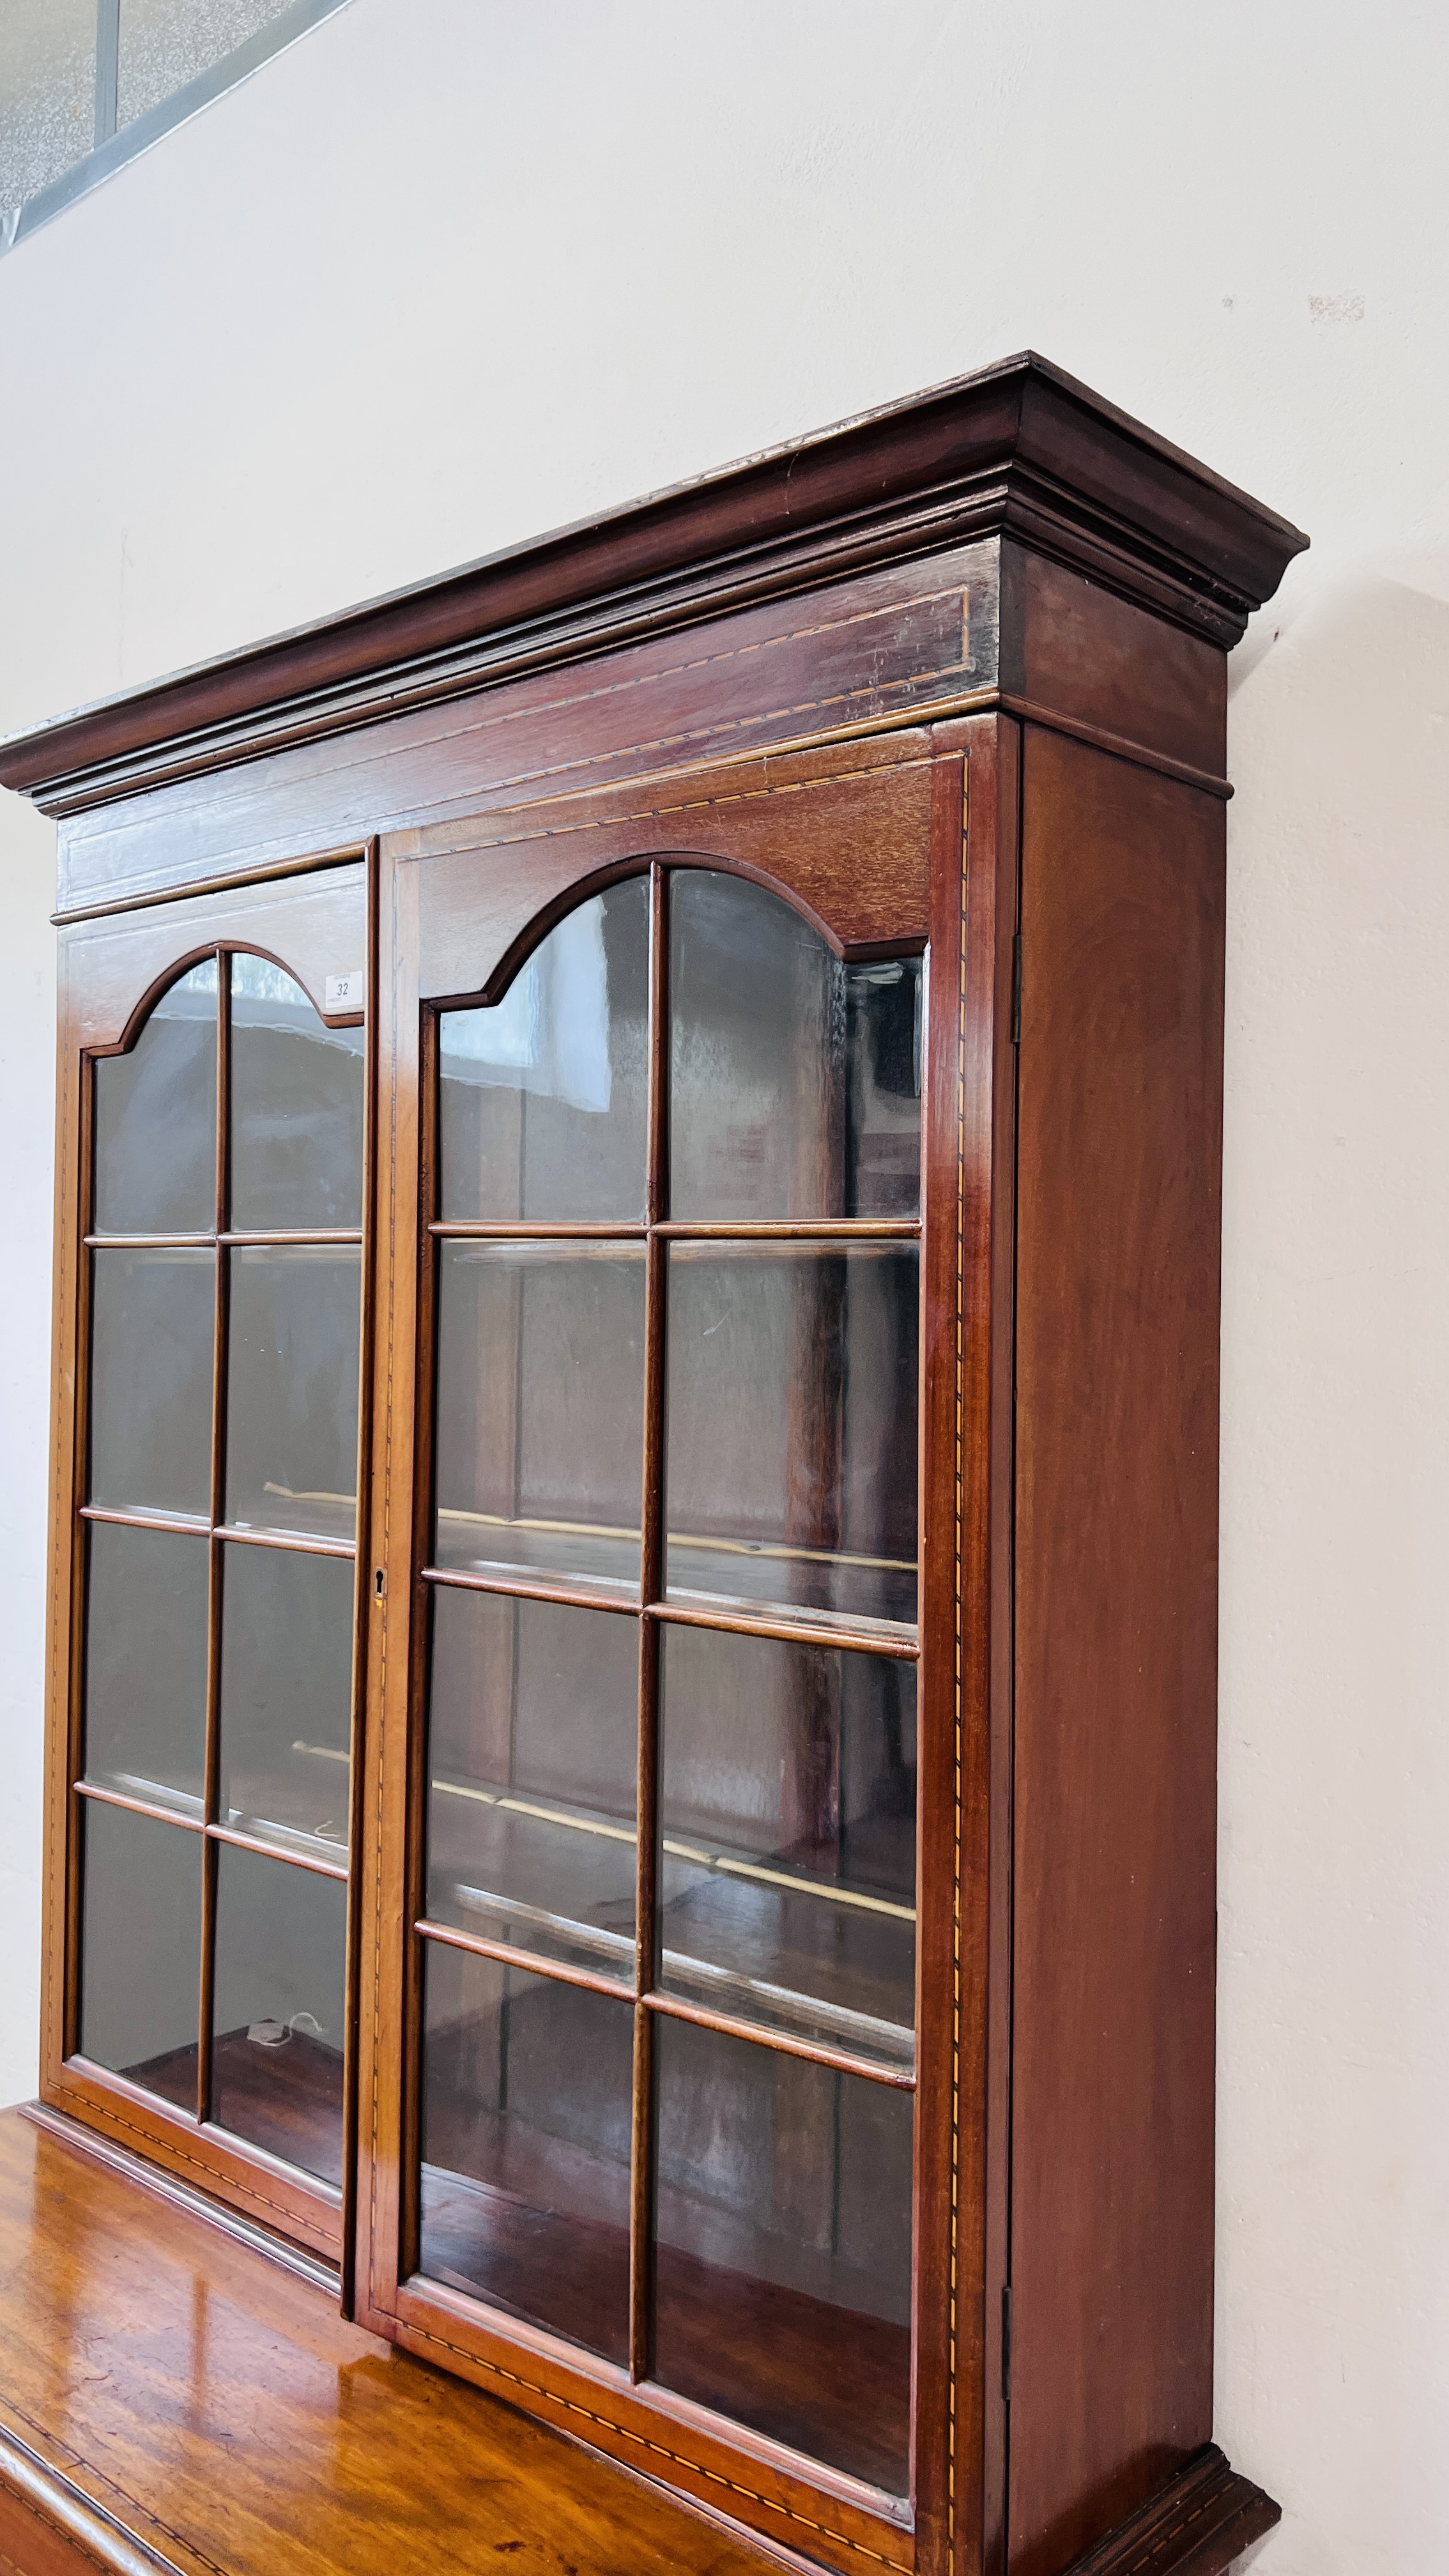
{"left": 0, "top": 3, "right": 1443, "bottom": 2567}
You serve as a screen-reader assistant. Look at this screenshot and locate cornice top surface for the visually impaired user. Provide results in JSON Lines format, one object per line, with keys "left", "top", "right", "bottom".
{"left": 0, "top": 353, "right": 1308, "bottom": 811}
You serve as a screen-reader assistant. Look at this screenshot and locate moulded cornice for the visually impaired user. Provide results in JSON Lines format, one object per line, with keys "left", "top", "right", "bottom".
{"left": 0, "top": 353, "right": 1308, "bottom": 816}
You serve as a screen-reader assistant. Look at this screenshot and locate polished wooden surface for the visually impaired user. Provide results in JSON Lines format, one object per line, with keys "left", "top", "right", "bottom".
{"left": 999, "top": 548, "right": 1227, "bottom": 781}
{"left": 47, "top": 549, "right": 992, "bottom": 918}
{"left": 0, "top": 353, "right": 1307, "bottom": 820}
{"left": 59, "top": 862, "right": 367, "bottom": 1045}
{"left": 1008, "top": 732, "right": 1224, "bottom": 2573}
{"left": 0, "top": 2105, "right": 1277, "bottom": 2576}
{"left": 40, "top": 870, "right": 369, "bottom": 2271}
{"left": 401, "top": 730, "right": 937, "bottom": 1002}
{"left": 1050, "top": 2447, "right": 1278, "bottom": 2576}
{"left": 360, "top": 737, "right": 928, "bottom": 2575}
{"left": 0, "top": 2106, "right": 781, "bottom": 2576}
{"left": 6, "top": 357, "right": 1306, "bottom": 2575}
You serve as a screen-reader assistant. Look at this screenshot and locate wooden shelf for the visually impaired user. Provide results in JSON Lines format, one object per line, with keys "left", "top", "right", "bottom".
{"left": 0, "top": 2105, "right": 775, "bottom": 2576}
{"left": 0, "top": 2099, "right": 1281, "bottom": 2575}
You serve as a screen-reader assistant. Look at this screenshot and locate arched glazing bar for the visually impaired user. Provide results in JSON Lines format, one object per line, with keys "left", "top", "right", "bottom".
{"left": 417, "top": 862, "right": 924, "bottom": 2493}
{"left": 75, "top": 949, "right": 365, "bottom": 2193}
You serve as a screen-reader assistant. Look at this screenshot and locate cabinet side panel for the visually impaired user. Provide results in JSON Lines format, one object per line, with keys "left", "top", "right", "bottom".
{"left": 1008, "top": 732, "right": 1222, "bottom": 2575}
{"left": 1000, "top": 547, "right": 1227, "bottom": 783}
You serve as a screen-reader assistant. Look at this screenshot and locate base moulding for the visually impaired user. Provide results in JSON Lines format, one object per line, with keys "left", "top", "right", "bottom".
{"left": 1055, "top": 2443, "right": 1280, "bottom": 2576}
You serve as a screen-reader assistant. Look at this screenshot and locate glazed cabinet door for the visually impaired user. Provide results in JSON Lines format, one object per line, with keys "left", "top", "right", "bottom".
{"left": 355, "top": 730, "right": 1015, "bottom": 2576}
{"left": 42, "top": 859, "right": 371, "bottom": 2265}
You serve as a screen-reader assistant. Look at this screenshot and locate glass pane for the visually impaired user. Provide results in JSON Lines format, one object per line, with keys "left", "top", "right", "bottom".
{"left": 117, "top": 0, "right": 289, "bottom": 130}
{"left": 440, "top": 878, "right": 648, "bottom": 1223}
{"left": 0, "top": 0, "right": 96, "bottom": 212}
{"left": 219, "top": 1544, "right": 353, "bottom": 1862}
{"left": 229, "top": 954, "right": 364, "bottom": 1232}
{"left": 420, "top": 1947, "right": 632, "bottom": 2366}
{"left": 659, "top": 1628, "right": 915, "bottom": 2069}
{"left": 654, "top": 2018, "right": 912, "bottom": 2489}
{"left": 224, "top": 1246, "right": 360, "bottom": 1542}
{"left": 83, "top": 1521, "right": 208, "bottom": 1816}
{"left": 670, "top": 871, "right": 922, "bottom": 1220}
{"left": 426, "top": 1588, "right": 638, "bottom": 1978}
{"left": 664, "top": 1243, "right": 919, "bottom": 1626}
{"left": 433, "top": 1242, "right": 645, "bottom": 1594}
{"left": 211, "top": 1843, "right": 346, "bottom": 2185}
{"left": 89, "top": 1247, "right": 215, "bottom": 1519}
{"left": 93, "top": 960, "right": 217, "bottom": 1236}
{"left": 79, "top": 1800, "right": 201, "bottom": 2115}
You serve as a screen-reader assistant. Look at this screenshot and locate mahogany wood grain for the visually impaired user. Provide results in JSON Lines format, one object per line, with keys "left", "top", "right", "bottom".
{"left": 44, "top": 2056, "right": 342, "bottom": 2259}
{"left": 387, "top": 2265, "right": 916, "bottom": 2573}
{"left": 197, "top": 958, "right": 230, "bottom": 2128}
{"left": 1049, "top": 2446, "right": 1278, "bottom": 2576}
{"left": 1000, "top": 549, "right": 1227, "bottom": 782}
{"left": 48, "top": 549, "right": 992, "bottom": 914}
{"left": 340, "top": 838, "right": 381, "bottom": 2316}
{"left": 9, "top": 355, "right": 1305, "bottom": 2576}
{"left": 0, "top": 2106, "right": 788, "bottom": 2576}
{"left": 402, "top": 732, "right": 937, "bottom": 1007}
{"left": 1007, "top": 731, "right": 1224, "bottom": 2573}
{"left": 359, "top": 758, "right": 937, "bottom": 2576}
{"left": 905, "top": 718, "right": 1020, "bottom": 2576}
{"left": 40, "top": 876, "right": 371, "bottom": 2264}
{"left": 59, "top": 862, "right": 366, "bottom": 1048}
{"left": 0, "top": 354, "right": 1306, "bottom": 826}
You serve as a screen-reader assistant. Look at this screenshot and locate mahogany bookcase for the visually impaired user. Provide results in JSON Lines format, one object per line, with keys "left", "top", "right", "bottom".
{"left": 0, "top": 354, "right": 1306, "bottom": 2576}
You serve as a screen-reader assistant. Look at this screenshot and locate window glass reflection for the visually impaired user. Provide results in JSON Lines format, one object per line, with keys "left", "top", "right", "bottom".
{"left": 664, "top": 1242, "right": 919, "bottom": 1626}
{"left": 116, "top": 0, "right": 289, "bottom": 132}
{"left": 89, "top": 1246, "right": 215, "bottom": 1520}
{"left": 659, "top": 1625, "right": 915, "bottom": 2066}
{"left": 426, "top": 1587, "right": 638, "bottom": 1977}
{"left": 218, "top": 1542, "right": 353, "bottom": 1860}
{"left": 229, "top": 953, "right": 364, "bottom": 1232}
{"left": 93, "top": 958, "right": 217, "bottom": 1237}
{"left": 211, "top": 1843, "right": 346, "bottom": 2186}
{"left": 670, "top": 871, "right": 921, "bottom": 1221}
{"left": 79, "top": 1800, "right": 201, "bottom": 2115}
{"left": 224, "top": 1246, "right": 360, "bottom": 1542}
{"left": 654, "top": 2016, "right": 912, "bottom": 2488}
{"left": 433, "top": 1241, "right": 645, "bottom": 1595}
{"left": 0, "top": 0, "right": 97, "bottom": 218}
{"left": 420, "top": 1946, "right": 632, "bottom": 2366}
{"left": 83, "top": 1520, "right": 208, "bottom": 1816}
{"left": 440, "top": 879, "right": 648, "bottom": 1223}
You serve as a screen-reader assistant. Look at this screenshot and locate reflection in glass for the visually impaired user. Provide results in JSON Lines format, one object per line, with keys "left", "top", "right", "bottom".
{"left": 229, "top": 954, "right": 365, "bottom": 1232}
{"left": 224, "top": 1246, "right": 360, "bottom": 1542}
{"left": 440, "top": 879, "right": 648, "bottom": 1223}
{"left": 426, "top": 1588, "right": 638, "bottom": 1977}
{"left": 93, "top": 959, "right": 217, "bottom": 1238}
{"left": 79, "top": 1800, "right": 201, "bottom": 2115}
{"left": 670, "top": 872, "right": 923, "bottom": 1221}
{"left": 664, "top": 1243, "right": 919, "bottom": 1625}
{"left": 659, "top": 1627, "right": 915, "bottom": 2066}
{"left": 211, "top": 1843, "right": 346, "bottom": 2185}
{"left": 420, "top": 1946, "right": 632, "bottom": 2366}
{"left": 83, "top": 1521, "right": 208, "bottom": 1814}
{"left": 433, "top": 1242, "right": 645, "bottom": 1593}
{"left": 89, "top": 1247, "right": 215, "bottom": 1519}
{"left": 219, "top": 1544, "right": 353, "bottom": 1860}
{"left": 654, "top": 2018, "right": 912, "bottom": 2488}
